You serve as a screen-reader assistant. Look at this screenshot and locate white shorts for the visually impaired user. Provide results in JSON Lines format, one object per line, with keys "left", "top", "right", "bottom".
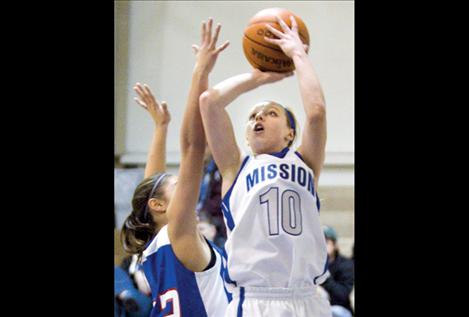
{"left": 225, "top": 286, "right": 332, "bottom": 317}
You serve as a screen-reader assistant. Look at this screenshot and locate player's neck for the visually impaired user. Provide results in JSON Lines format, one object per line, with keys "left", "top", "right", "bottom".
{"left": 154, "top": 222, "right": 166, "bottom": 234}
{"left": 253, "top": 144, "right": 289, "bottom": 156}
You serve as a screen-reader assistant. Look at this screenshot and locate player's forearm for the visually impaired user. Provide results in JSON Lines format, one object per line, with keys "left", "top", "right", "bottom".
{"left": 292, "top": 53, "right": 326, "bottom": 120}
{"left": 180, "top": 68, "right": 209, "bottom": 152}
{"left": 144, "top": 124, "right": 168, "bottom": 178}
{"left": 199, "top": 88, "right": 242, "bottom": 178}
{"left": 203, "top": 73, "right": 259, "bottom": 110}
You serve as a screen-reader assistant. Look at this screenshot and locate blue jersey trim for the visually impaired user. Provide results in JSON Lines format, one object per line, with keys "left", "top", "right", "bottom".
{"left": 217, "top": 246, "right": 238, "bottom": 289}
{"left": 294, "top": 151, "right": 305, "bottom": 162}
{"left": 313, "top": 255, "right": 329, "bottom": 285}
{"left": 211, "top": 242, "right": 233, "bottom": 303}
{"left": 316, "top": 192, "right": 321, "bottom": 212}
{"left": 220, "top": 267, "right": 233, "bottom": 303}
{"left": 223, "top": 265, "right": 237, "bottom": 287}
{"left": 222, "top": 156, "right": 250, "bottom": 203}
{"left": 267, "top": 146, "right": 290, "bottom": 158}
{"left": 237, "top": 287, "right": 245, "bottom": 317}
{"left": 221, "top": 202, "right": 235, "bottom": 231}
{"left": 295, "top": 150, "right": 320, "bottom": 212}
{"left": 221, "top": 156, "right": 250, "bottom": 231}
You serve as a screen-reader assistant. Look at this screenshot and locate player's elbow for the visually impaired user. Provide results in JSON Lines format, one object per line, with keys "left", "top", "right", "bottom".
{"left": 199, "top": 91, "right": 213, "bottom": 116}
{"left": 306, "top": 103, "right": 326, "bottom": 123}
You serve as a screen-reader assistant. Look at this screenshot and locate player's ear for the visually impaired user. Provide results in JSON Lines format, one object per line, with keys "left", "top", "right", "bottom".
{"left": 148, "top": 198, "right": 167, "bottom": 214}
{"left": 285, "top": 128, "right": 295, "bottom": 144}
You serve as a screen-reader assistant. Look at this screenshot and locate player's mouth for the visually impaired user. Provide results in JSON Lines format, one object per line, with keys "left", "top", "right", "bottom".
{"left": 253, "top": 123, "right": 265, "bottom": 134}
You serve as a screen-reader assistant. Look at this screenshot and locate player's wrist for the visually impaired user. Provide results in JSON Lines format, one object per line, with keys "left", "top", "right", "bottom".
{"left": 155, "top": 122, "right": 170, "bottom": 129}
{"left": 193, "top": 63, "right": 211, "bottom": 76}
{"left": 250, "top": 72, "right": 269, "bottom": 87}
{"left": 292, "top": 50, "right": 308, "bottom": 62}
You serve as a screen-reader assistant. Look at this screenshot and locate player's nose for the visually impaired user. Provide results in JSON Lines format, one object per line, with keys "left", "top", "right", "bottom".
{"left": 255, "top": 112, "right": 265, "bottom": 121}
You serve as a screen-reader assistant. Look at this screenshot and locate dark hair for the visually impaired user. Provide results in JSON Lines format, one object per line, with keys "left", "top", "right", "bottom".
{"left": 121, "top": 172, "right": 171, "bottom": 257}
{"left": 283, "top": 106, "right": 298, "bottom": 147}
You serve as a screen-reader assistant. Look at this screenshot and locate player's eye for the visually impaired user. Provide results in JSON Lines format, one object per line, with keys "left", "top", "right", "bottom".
{"left": 249, "top": 113, "right": 256, "bottom": 120}
{"left": 269, "top": 111, "right": 277, "bottom": 116}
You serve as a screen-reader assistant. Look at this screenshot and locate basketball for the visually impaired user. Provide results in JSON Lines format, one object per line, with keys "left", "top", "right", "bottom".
{"left": 243, "top": 8, "right": 310, "bottom": 73}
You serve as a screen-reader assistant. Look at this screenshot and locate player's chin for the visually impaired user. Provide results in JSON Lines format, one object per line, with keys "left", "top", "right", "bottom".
{"left": 250, "top": 139, "right": 272, "bottom": 154}
{"left": 249, "top": 133, "right": 264, "bottom": 144}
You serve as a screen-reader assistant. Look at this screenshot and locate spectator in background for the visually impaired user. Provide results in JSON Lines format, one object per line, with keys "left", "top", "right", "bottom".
{"left": 196, "top": 146, "right": 226, "bottom": 247}
{"left": 114, "top": 260, "right": 152, "bottom": 317}
{"left": 320, "top": 225, "right": 354, "bottom": 317}
{"left": 121, "top": 255, "right": 152, "bottom": 297}
{"left": 197, "top": 211, "right": 225, "bottom": 248}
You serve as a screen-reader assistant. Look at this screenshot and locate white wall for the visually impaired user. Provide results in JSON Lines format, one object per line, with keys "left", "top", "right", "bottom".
{"left": 115, "top": 1, "right": 354, "bottom": 172}
{"left": 115, "top": 1, "right": 130, "bottom": 155}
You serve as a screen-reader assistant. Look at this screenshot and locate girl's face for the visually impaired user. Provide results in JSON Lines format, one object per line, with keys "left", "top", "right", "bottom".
{"left": 245, "top": 102, "right": 294, "bottom": 155}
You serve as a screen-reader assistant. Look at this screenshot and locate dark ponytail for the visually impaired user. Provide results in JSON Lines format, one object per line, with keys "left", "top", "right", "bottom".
{"left": 121, "top": 172, "right": 170, "bottom": 257}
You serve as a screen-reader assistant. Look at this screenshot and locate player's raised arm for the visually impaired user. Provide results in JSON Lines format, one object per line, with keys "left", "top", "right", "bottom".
{"left": 200, "top": 69, "right": 292, "bottom": 195}
{"left": 166, "top": 18, "right": 229, "bottom": 272}
{"left": 265, "top": 16, "right": 327, "bottom": 187}
{"left": 133, "top": 83, "right": 171, "bottom": 178}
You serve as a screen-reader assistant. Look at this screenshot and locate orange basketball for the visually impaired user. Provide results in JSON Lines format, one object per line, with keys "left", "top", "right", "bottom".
{"left": 243, "top": 8, "right": 310, "bottom": 73}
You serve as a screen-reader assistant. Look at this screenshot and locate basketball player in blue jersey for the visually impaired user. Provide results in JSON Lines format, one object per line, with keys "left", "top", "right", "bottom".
{"left": 121, "top": 18, "right": 231, "bottom": 317}
{"left": 200, "top": 15, "right": 332, "bottom": 316}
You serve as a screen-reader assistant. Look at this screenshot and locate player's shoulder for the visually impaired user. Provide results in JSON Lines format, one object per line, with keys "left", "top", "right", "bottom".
{"left": 142, "top": 225, "right": 171, "bottom": 261}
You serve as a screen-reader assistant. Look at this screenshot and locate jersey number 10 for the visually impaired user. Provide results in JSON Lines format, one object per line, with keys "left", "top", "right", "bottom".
{"left": 260, "top": 187, "right": 302, "bottom": 236}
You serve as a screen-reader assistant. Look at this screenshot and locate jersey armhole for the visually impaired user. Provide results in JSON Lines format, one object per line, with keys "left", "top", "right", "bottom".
{"left": 294, "top": 150, "right": 306, "bottom": 162}
{"left": 221, "top": 155, "right": 250, "bottom": 202}
{"left": 203, "top": 238, "right": 217, "bottom": 271}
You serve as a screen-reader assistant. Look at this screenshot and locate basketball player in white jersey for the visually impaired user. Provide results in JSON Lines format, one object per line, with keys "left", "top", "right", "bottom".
{"left": 121, "top": 18, "right": 231, "bottom": 316}
{"left": 200, "top": 15, "right": 332, "bottom": 316}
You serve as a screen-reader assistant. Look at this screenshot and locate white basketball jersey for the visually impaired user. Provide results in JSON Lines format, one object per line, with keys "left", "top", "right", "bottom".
{"left": 221, "top": 147, "right": 329, "bottom": 290}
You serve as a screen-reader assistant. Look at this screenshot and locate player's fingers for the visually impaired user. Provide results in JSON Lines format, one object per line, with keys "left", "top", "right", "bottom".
{"left": 134, "top": 84, "right": 154, "bottom": 108}
{"left": 273, "top": 72, "right": 291, "bottom": 80}
{"left": 275, "top": 16, "right": 290, "bottom": 32}
{"left": 211, "top": 23, "right": 221, "bottom": 48}
{"left": 143, "top": 84, "right": 156, "bottom": 101}
{"left": 134, "top": 97, "right": 148, "bottom": 109}
{"left": 290, "top": 15, "right": 298, "bottom": 33}
{"left": 264, "top": 37, "right": 282, "bottom": 46}
{"left": 265, "top": 23, "right": 284, "bottom": 39}
{"left": 215, "top": 40, "right": 230, "bottom": 53}
{"left": 206, "top": 17, "right": 213, "bottom": 44}
{"left": 161, "top": 101, "right": 169, "bottom": 113}
{"left": 201, "top": 20, "right": 206, "bottom": 44}
{"left": 133, "top": 83, "right": 146, "bottom": 98}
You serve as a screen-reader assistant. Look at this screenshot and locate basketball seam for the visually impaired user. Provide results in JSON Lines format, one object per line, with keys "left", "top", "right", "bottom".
{"left": 249, "top": 58, "right": 286, "bottom": 72}
{"left": 247, "top": 57, "right": 266, "bottom": 70}
{"left": 244, "top": 47, "right": 293, "bottom": 72}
